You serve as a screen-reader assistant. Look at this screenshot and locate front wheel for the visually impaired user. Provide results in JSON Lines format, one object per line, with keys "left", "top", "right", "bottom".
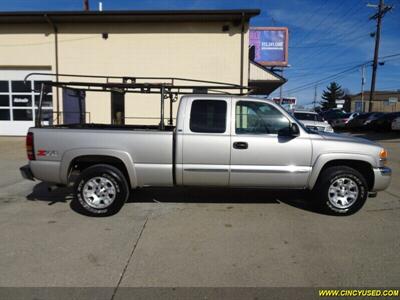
{"left": 313, "top": 166, "right": 368, "bottom": 215}
{"left": 74, "top": 164, "right": 130, "bottom": 216}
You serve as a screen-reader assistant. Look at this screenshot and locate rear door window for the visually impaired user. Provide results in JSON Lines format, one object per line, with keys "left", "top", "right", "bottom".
{"left": 190, "top": 100, "right": 227, "bottom": 133}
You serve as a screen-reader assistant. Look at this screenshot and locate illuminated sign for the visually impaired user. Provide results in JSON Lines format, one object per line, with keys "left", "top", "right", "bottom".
{"left": 250, "top": 27, "right": 289, "bottom": 67}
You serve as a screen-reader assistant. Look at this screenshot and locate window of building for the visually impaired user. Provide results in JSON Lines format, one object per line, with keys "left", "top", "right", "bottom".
{"left": 0, "top": 80, "right": 52, "bottom": 122}
{"left": 13, "top": 109, "right": 33, "bottom": 121}
{"left": 34, "top": 94, "right": 53, "bottom": 107}
{"left": 0, "top": 81, "right": 9, "bottom": 93}
{"left": 190, "top": 100, "right": 227, "bottom": 133}
{"left": 236, "top": 101, "right": 289, "bottom": 134}
{"left": 0, "top": 95, "right": 10, "bottom": 106}
{"left": 11, "top": 81, "right": 31, "bottom": 93}
{"left": 354, "top": 101, "right": 364, "bottom": 112}
{"left": 0, "top": 109, "right": 10, "bottom": 120}
{"left": 34, "top": 81, "right": 52, "bottom": 93}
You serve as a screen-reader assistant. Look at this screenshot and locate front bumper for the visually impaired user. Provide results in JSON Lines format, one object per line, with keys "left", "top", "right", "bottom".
{"left": 372, "top": 167, "right": 392, "bottom": 191}
{"left": 20, "top": 164, "right": 34, "bottom": 181}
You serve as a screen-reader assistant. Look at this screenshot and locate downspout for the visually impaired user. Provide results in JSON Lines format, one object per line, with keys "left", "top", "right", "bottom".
{"left": 240, "top": 12, "right": 245, "bottom": 94}
{"left": 44, "top": 14, "right": 60, "bottom": 124}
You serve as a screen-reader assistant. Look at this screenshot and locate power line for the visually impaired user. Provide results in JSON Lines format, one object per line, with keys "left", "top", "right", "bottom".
{"left": 290, "top": 2, "right": 366, "bottom": 63}
{"left": 285, "top": 64, "right": 362, "bottom": 94}
{"left": 289, "top": 0, "right": 330, "bottom": 46}
{"left": 292, "top": 0, "right": 347, "bottom": 47}
{"left": 285, "top": 60, "right": 367, "bottom": 71}
{"left": 292, "top": 1, "right": 373, "bottom": 67}
{"left": 286, "top": 53, "right": 400, "bottom": 83}
{"left": 293, "top": 20, "right": 373, "bottom": 67}
{"left": 289, "top": 33, "right": 370, "bottom": 49}
{"left": 282, "top": 52, "right": 400, "bottom": 96}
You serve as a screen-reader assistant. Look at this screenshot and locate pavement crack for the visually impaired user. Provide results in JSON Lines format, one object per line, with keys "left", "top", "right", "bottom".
{"left": 366, "top": 207, "right": 400, "bottom": 212}
{"left": 384, "top": 190, "right": 400, "bottom": 201}
{"left": 110, "top": 215, "right": 149, "bottom": 300}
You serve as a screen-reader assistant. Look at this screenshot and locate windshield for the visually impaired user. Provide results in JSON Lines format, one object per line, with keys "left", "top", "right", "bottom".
{"left": 322, "top": 110, "right": 346, "bottom": 118}
{"left": 294, "top": 112, "right": 323, "bottom": 122}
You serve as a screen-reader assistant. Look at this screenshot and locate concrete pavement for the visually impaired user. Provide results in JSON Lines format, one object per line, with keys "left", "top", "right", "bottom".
{"left": 0, "top": 134, "right": 399, "bottom": 294}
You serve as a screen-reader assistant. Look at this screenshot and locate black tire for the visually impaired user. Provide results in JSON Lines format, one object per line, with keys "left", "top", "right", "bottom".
{"left": 313, "top": 166, "right": 368, "bottom": 216}
{"left": 74, "top": 164, "right": 129, "bottom": 216}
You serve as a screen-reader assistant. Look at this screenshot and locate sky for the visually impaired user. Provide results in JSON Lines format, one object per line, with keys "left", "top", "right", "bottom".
{"left": 0, "top": 0, "right": 399, "bottom": 106}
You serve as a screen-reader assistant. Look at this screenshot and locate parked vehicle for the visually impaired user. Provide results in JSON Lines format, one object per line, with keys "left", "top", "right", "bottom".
{"left": 320, "top": 109, "right": 346, "bottom": 124}
{"left": 362, "top": 112, "right": 386, "bottom": 130}
{"left": 392, "top": 116, "right": 400, "bottom": 131}
{"left": 20, "top": 77, "right": 392, "bottom": 216}
{"left": 330, "top": 112, "right": 359, "bottom": 129}
{"left": 292, "top": 110, "right": 334, "bottom": 132}
{"left": 346, "top": 112, "right": 384, "bottom": 131}
{"left": 345, "top": 113, "right": 371, "bottom": 130}
{"left": 368, "top": 112, "right": 400, "bottom": 131}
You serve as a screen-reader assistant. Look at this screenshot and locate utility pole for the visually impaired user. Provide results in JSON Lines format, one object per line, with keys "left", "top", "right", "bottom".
{"left": 360, "top": 64, "right": 365, "bottom": 112}
{"left": 279, "top": 69, "right": 284, "bottom": 105}
{"left": 367, "top": 0, "right": 392, "bottom": 112}
{"left": 83, "top": 0, "right": 90, "bottom": 11}
{"left": 313, "top": 85, "right": 317, "bottom": 110}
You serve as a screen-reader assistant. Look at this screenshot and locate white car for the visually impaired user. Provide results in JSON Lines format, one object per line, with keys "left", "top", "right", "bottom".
{"left": 392, "top": 116, "right": 400, "bottom": 131}
{"left": 293, "top": 111, "right": 334, "bottom": 133}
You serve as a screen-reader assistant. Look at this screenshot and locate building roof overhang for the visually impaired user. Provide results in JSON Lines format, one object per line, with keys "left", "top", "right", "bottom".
{"left": 248, "top": 61, "right": 287, "bottom": 95}
{"left": 0, "top": 9, "right": 260, "bottom": 24}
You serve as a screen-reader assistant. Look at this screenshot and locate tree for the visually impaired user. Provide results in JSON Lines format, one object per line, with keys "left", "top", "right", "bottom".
{"left": 320, "top": 82, "right": 345, "bottom": 110}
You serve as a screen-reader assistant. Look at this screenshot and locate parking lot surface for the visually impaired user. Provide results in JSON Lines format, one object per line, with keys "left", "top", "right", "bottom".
{"left": 0, "top": 133, "right": 399, "bottom": 292}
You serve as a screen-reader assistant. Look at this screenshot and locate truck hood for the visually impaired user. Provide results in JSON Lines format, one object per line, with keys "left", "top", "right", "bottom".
{"left": 317, "top": 131, "right": 378, "bottom": 146}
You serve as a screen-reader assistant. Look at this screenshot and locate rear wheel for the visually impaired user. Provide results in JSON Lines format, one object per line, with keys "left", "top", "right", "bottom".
{"left": 74, "top": 164, "right": 129, "bottom": 216}
{"left": 313, "top": 166, "right": 368, "bottom": 215}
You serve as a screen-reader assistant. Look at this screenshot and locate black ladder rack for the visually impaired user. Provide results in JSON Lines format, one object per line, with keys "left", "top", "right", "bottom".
{"left": 25, "top": 72, "right": 254, "bottom": 130}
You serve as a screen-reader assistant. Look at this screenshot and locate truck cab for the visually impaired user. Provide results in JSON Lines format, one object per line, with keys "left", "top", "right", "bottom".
{"left": 175, "top": 96, "right": 311, "bottom": 188}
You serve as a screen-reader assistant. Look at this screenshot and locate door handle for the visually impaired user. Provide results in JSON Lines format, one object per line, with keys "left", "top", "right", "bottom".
{"left": 233, "top": 141, "right": 248, "bottom": 149}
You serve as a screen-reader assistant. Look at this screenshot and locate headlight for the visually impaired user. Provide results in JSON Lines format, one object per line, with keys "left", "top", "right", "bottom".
{"left": 326, "top": 125, "right": 334, "bottom": 132}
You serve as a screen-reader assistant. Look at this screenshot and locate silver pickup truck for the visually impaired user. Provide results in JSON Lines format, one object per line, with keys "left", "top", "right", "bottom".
{"left": 21, "top": 95, "right": 391, "bottom": 216}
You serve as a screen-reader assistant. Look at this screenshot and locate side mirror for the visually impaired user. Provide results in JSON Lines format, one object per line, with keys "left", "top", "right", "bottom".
{"left": 278, "top": 122, "right": 300, "bottom": 137}
{"left": 290, "top": 123, "right": 300, "bottom": 136}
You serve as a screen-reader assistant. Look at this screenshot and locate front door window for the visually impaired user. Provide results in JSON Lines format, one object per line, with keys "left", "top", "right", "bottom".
{"left": 235, "top": 101, "right": 289, "bottom": 134}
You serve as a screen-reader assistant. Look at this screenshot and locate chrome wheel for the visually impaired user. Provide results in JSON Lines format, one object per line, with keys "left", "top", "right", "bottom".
{"left": 82, "top": 176, "right": 116, "bottom": 209}
{"left": 328, "top": 177, "right": 359, "bottom": 209}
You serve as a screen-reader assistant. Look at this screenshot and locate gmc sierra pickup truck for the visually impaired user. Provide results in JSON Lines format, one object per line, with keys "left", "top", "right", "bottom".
{"left": 21, "top": 95, "right": 392, "bottom": 216}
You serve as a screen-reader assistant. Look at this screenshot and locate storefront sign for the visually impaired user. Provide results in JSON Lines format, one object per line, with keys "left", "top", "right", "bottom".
{"left": 13, "top": 97, "right": 29, "bottom": 103}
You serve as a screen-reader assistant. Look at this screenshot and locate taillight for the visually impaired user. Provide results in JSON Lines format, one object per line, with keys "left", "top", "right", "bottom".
{"left": 26, "top": 132, "right": 35, "bottom": 161}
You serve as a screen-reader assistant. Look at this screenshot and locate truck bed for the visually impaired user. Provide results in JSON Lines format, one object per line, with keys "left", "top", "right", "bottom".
{"left": 29, "top": 126, "right": 174, "bottom": 187}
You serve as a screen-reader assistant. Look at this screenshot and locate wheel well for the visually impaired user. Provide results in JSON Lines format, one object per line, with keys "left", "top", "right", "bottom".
{"left": 320, "top": 159, "right": 374, "bottom": 190}
{"left": 68, "top": 155, "right": 130, "bottom": 187}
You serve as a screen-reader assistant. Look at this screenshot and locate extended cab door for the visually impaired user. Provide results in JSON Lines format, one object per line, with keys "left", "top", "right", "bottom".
{"left": 177, "top": 97, "right": 231, "bottom": 186}
{"left": 230, "top": 99, "right": 312, "bottom": 188}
